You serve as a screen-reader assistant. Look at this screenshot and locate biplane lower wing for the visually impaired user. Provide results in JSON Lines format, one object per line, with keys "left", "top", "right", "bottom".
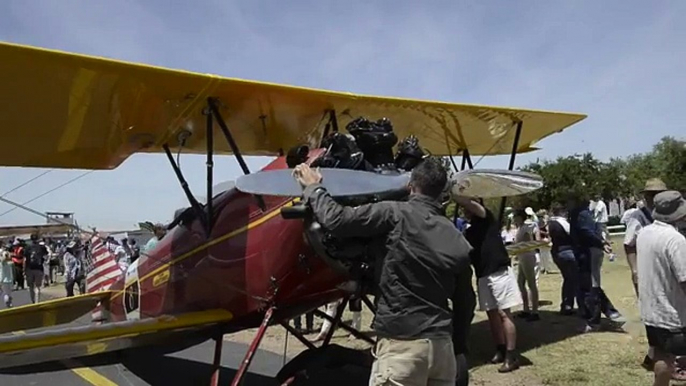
{"left": 0, "top": 291, "right": 113, "bottom": 335}
{"left": 0, "top": 309, "right": 233, "bottom": 370}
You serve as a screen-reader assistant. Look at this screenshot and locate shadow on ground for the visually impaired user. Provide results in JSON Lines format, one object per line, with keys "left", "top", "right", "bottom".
{"left": 466, "top": 308, "right": 627, "bottom": 369}
{"left": 121, "top": 354, "right": 278, "bottom": 386}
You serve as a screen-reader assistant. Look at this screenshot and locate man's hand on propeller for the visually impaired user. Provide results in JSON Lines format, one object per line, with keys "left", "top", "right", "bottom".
{"left": 293, "top": 164, "right": 322, "bottom": 187}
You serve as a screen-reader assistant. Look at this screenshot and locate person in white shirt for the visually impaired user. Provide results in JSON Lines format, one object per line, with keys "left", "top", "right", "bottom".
{"left": 592, "top": 196, "right": 609, "bottom": 239}
{"left": 637, "top": 190, "right": 686, "bottom": 386}
{"left": 626, "top": 180, "right": 668, "bottom": 295}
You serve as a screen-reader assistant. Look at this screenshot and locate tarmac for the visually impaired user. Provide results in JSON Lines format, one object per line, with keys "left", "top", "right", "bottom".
{"left": 0, "top": 279, "right": 285, "bottom": 386}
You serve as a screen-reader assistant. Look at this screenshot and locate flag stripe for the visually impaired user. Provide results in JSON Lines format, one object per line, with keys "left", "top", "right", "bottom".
{"left": 85, "top": 235, "right": 123, "bottom": 293}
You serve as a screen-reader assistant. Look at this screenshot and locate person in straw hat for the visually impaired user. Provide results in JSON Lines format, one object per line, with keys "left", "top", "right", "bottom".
{"left": 623, "top": 178, "right": 668, "bottom": 371}
{"left": 625, "top": 178, "right": 669, "bottom": 294}
{"left": 636, "top": 190, "right": 686, "bottom": 386}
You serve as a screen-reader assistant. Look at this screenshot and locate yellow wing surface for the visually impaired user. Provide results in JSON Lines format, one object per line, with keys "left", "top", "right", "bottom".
{"left": 0, "top": 41, "right": 586, "bottom": 170}
{"left": 0, "top": 309, "right": 233, "bottom": 370}
{"left": 0, "top": 291, "right": 112, "bottom": 335}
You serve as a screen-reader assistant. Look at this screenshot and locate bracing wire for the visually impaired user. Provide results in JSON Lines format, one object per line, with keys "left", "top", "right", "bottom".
{"left": 0, "top": 170, "right": 94, "bottom": 218}
{"left": 0, "top": 170, "right": 53, "bottom": 197}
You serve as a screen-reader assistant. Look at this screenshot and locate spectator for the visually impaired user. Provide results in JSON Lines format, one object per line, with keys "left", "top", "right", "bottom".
{"left": 455, "top": 195, "right": 522, "bottom": 373}
{"left": 144, "top": 224, "right": 167, "bottom": 253}
{"left": 24, "top": 233, "right": 49, "bottom": 304}
{"left": 567, "top": 194, "right": 625, "bottom": 332}
{"left": 0, "top": 249, "right": 13, "bottom": 308}
{"left": 10, "top": 240, "right": 25, "bottom": 290}
{"left": 623, "top": 178, "right": 668, "bottom": 371}
{"left": 548, "top": 203, "right": 577, "bottom": 315}
{"left": 592, "top": 195, "right": 609, "bottom": 239}
{"left": 637, "top": 191, "right": 686, "bottom": 386}
{"left": 513, "top": 209, "right": 541, "bottom": 321}
{"left": 293, "top": 311, "right": 315, "bottom": 334}
{"left": 64, "top": 243, "right": 85, "bottom": 297}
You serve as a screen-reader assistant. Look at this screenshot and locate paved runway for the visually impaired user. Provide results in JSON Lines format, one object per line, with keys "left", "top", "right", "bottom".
{"left": 0, "top": 288, "right": 285, "bottom": 386}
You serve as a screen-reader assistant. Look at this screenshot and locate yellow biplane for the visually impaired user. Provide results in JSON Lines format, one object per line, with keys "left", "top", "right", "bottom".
{"left": 0, "top": 41, "right": 585, "bottom": 386}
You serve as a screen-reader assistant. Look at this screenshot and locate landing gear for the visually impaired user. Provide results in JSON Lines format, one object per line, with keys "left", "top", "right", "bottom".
{"left": 210, "top": 335, "right": 223, "bottom": 386}
{"left": 230, "top": 307, "right": 275, "bottom": 386}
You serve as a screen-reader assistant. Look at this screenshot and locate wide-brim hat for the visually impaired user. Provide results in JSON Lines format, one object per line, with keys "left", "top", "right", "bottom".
{"left": 652, "top": 190, "right": 686, "bottom": 223}
{"left": 642, "top": 178, "right": 668, "bottom": 193}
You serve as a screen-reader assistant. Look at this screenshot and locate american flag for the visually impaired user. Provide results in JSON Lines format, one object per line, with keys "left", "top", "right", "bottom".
{"left": 85, "top": 236, "right": 123, "bottom": 293}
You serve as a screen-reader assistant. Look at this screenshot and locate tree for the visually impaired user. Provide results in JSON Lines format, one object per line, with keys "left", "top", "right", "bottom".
{"left": 515, "top": 153, "right": 610, "bottom": 210}
{"left": 650, "top": 137, "right": 686, "bottom": 191}
{"left": 510, "top": 136, "right": 684, "bottom": 210}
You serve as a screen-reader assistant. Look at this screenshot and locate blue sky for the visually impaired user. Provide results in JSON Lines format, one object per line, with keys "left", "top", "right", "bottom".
{"left": 0, "top": 1, "right": 684, "bottom": 230}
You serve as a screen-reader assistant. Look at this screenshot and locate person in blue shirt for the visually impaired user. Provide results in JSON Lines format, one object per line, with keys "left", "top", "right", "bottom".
{"left": 143, "top": 224, "right": 167, "bottom": 253}
{"left": 567, "top": 194, "right": 625, "bottom": 332}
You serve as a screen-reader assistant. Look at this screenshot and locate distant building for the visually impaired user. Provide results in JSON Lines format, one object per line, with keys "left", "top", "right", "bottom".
{"left": 46, "top": 212, "right": 75, "bottom": 226}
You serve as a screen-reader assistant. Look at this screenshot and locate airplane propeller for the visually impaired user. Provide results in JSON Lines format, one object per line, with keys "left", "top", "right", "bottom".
{"left": 450, "top": 169, "right": 544, "bottom": 198}
{"left": 235, "top": 168, "right": 543, "bottom": 198}
{"left": 235, "top": 168, "right": 410, "bottom": 198}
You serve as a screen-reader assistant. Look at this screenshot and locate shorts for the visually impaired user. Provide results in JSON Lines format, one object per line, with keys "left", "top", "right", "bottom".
{"left": 369, "top": 337, "right": 456, "bottom": 386}
{"left": 646, "top": 325, "right": 686, "bottom": 356}
{"left": 477, "top": 267, "right": 522, "bottom": 312}
{"left": 26, "top": 269, "right": 44, "bottom": 288}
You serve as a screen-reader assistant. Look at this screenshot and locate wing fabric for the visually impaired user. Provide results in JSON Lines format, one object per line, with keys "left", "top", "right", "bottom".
{"left": 0, "top": 42, "right": 586, "bottom": 170}
{"left": 0, "top": 309, "right": 233, "bottom": 370}
{"left": 0, "top": 292, "right": 112, "bottom": 335}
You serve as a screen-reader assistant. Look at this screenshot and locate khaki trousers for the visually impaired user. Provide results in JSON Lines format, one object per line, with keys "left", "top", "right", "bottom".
{"left": 369, "top": 336, "right": 456, "bottom": 386}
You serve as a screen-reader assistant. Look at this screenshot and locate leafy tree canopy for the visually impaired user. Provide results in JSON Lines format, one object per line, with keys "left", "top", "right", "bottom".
{"left": 507, "top": 136, "right": 685, "bottom": 210}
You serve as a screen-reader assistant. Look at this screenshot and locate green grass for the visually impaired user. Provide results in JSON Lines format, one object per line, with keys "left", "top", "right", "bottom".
{"left": 466, "top": 235, "right": 653, "bottom": 385}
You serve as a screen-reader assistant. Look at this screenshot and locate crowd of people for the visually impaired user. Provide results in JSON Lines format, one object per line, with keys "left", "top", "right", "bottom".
{"left": 0, "top": 225, "right": 166, "bottom": 308}
{"left": 289, "top": 159, "right": 685, "bottom": 386}
{"left": 0, "top": 234, "right": 88, "bottom": 306}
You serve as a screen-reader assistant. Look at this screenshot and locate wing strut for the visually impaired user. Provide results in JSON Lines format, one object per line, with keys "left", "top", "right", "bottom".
{"left": 318, "top": 109, "right": 339, "bottom": 147}
{"left": 164, "top": 143, "right": 209, "bottom": 234}
{"left": 208, "top": 97, "right": 266, "bottom": 211}
{"left": 460, "top": 149, "right": 474, "bottom": 171}
{"left": 497, "top": 120, "right": 523, "bottom": 224}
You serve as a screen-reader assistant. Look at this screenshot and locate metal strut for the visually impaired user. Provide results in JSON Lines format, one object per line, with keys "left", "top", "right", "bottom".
{"left": 206, "top": 109, "right": 214, "bottom": 233}
{"left": 210, "top": 335, "right": 223, "bottom": 386}
{"left": 231, "top": 307, "right": 275, "bottom": 386}
{"left": 312, "top": 301, "right": 376, "bottom": 345}
{"left": 208, "top": 98, "right": 251, "bottom": 176}
{"left": 207, "top": 98, "right": 266, "bottom": 211}
{"left": 460, "top": 149, "right": 474, "bottom": 171}
{"left": 163, "top": 144, "right": 207, "bottom": 232}
{"left": 498, "top": 121, "right": 523, "bottom": 224}
{"left": 319, "top": 109, "right": 339, "bottom": 147}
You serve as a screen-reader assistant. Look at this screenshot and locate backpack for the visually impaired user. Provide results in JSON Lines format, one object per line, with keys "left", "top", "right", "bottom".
{"left": 74, "top": 257, "right": 84, "bottom": 281}
{"left": 26, "top": 243, "right": 47, "bottom": 269}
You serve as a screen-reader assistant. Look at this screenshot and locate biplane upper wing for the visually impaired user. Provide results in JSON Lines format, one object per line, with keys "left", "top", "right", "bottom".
{"left": 0, "top": 41, "right": 586, "bottom": 170}
{"left": 0, "top": 309, "right": 233, "bottom": 370}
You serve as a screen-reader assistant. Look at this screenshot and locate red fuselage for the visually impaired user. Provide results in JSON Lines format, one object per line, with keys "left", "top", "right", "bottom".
{"left": 106, "top": 150, "right": 347, "bottom": 329}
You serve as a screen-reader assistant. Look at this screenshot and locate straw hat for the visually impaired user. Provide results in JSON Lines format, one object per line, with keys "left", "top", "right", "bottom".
{"left": 642, "top": 178, "right": 668, "bottom": 193}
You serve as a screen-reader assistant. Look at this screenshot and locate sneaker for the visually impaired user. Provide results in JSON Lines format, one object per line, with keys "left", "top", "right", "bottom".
{"left": 498, "top": 356, "right": 520, "bottom": 373}
{"left": 490, "top": 350, "right": 505, "bottom": 364}
{"left": 607, "top": 312, "right": 627, "bottom": 325}
{"left": 516, "top": 311, "right": 532, "bottom": 319}
{"left": 581, "top": 324, "right": 601, "bottom": 333}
